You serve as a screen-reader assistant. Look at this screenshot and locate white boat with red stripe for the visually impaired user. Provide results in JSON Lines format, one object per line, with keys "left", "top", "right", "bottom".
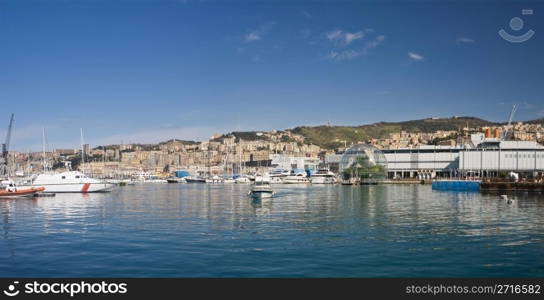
{"left": 18, "top": 171, "right": 115, "bottom": 193}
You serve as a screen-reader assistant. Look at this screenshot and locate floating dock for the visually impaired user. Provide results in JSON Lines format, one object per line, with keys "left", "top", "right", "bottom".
{"left": 432, "top": 180, "right": 481, "bottom": 191}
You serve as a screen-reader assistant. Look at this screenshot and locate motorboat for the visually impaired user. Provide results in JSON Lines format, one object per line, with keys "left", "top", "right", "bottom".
{"left": 253, "top": 173, "right": 271, "bottom": 184}
{"left": 222, "top": 177, "right": 236, "bottom": 183}
{"left": 143, "top": 178, "right": 168, "bottom": 183}
{"left": 283, "top": 170, "right": 310, "bottom": 184}
{"left": 0, "top": 180, "right": 45, "bottom": 197}
{"left": 310, "top": 169, "right": 337, "bottom": 184}
{"left": 166, "top": 177, "right": 187, "bottom": 183}
{"left": 205, "top": 175, "right": 223, "bottom": 183}
{"left": 17, "top": 171, "right": 115, "bottom": 193}
{"left": 0, "top": 187, "right": 45, "bottom": 197}
{"left": 185, "top": 176, "right": 206, "bottom": 183}
{"left": 235, "top": 176, "right": 251, "bottom": 184}
{"left": 268, "top": 168, "right": 290, "bottom": 184}
{"left": 248, "top": 181, "right": 274, "bottom": 199}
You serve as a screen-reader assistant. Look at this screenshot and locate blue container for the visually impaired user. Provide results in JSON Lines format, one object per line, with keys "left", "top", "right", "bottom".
{"left": 174, "top": 171, "right": 190, "bottom": 178}
{"left": 432, "top": 180, "right": 480, "bottom": 191}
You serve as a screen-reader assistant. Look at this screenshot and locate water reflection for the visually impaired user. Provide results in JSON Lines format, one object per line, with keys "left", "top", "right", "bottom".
{"left": 1, "top": 184, "right": 543, "bottom": 277}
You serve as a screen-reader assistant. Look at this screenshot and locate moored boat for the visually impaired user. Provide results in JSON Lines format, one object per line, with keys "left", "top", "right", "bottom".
{"left": 185, "top": 176, "right": 206, "bottom": 183}
{"left": 235, "top": 176, "right": 251, "bottom": 184}
{"left": 283, "top": 170, "right": 310, "bottom": 184}
{"left": 310, "top": 168, "right": 337, "bottom": 184}
{"left": 0, "top": 186, "right": 45, "bottom": 197}
{"left": 268, "top": 168, "right": 290, "bottom": 184}
{"left": 205, "top": 175, "right": 223, "bottom": 183}
{"left": 17, "top": 171, "right": 115, "bottom": 193}
{"left": 166, "top": 177, "right": 187, "bottom": 183}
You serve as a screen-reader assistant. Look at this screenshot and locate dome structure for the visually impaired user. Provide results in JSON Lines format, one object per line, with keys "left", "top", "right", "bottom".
{"left": 340, "top": 144, "right": 388, "bottom": 183}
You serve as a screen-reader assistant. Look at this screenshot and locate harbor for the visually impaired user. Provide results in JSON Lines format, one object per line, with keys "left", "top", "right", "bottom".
{"left": 1, "top": 0, "right": 544, "bottom": 288}
{"left": 2, "top": 112, "right": 544, "bottom": 196}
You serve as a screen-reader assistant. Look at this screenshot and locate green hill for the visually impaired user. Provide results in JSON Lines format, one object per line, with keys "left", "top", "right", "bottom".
{"left": 292, "top": 117, "right": 496, "bottom": 149}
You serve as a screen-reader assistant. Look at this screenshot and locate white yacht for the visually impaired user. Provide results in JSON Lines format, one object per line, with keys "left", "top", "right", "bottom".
{"left": 268, "top": 168, "right": 290, "bottom": 184}
{"left": 205, "top": 175, "right": 223, "bottom": 183}
{"left": 253, "top": 173, "right": 271, "bottom": 184}
{"left": 235, "top": 176, "right": 251, "bottom": 184}
{"left": 283, "top": 170, "right": 310, "bottom": 184}
{"left": 223, "top": 177, "right": 236, "bottom": 183}
{"left": 18, "top": 171, "right": 115, "bottom": 193}
{"left": 310, "top": 169, "right": 337, "bottom": 184}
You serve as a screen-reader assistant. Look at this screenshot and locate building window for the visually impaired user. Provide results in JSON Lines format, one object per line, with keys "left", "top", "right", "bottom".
{"left": 61, "top": 176, "right": 66, "bottom": 179}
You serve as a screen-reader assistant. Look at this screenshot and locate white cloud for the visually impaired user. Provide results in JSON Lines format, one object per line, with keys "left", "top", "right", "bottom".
{"left": 327, "top": 35, "right": 385, "bottom": 61}
{"left": 345, "top": 31, "right": 364, "bottom": 45}
{"left": 366, "top": 35, "right": 385, "bottom": 49}
{"left": 326, "top": 29, "right": 343, "bottom": 41}
{"left": 408, "top": 52, "right": 424, "bottom": 61}
{"left": 244, "top": 31, "right": 261, "bottom": 42}
{"left": 326, "top": 29, "right": 364, "bottom": 46}
{"left": 456, "top": 37, "right": 475, "bottom": 43}
{"left": 243, "top": 22, "right": 275, "bottom": 43}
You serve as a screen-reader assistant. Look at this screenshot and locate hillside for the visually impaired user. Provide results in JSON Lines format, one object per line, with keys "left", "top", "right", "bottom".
{"left": 526, "top": 118, "right": 544, "bottom": 125}
{"left": 292, "top": 117, "right": 496, "bottom": 149}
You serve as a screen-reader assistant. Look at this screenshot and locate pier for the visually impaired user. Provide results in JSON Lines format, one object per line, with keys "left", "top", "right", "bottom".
{"left": 481, "top": 180, "right": 544, "bottom": 192}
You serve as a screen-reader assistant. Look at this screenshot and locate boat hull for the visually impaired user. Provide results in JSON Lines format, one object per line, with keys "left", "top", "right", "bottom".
{"left": 283, "top": 179, "right": 310, "bottom": 184}
{"left": 18, "top": 183, "right": 115, "bottom": 193}
{"left": 186, "top": 178, "right": 206, "bottom": 183}
{"left": 235, "top": 177, "right": 251, "bottom": 184}
{"left": 0, "top": 187, "right": 45, "bottom": 197}
{"left": 310, "top": 177, "right": 336, "bottom": 184}
{"left": 269, "top": 177, "right": 285, "bottom": 184}
{"left": 249, "top": 191, "right": 274, "bottom": 199}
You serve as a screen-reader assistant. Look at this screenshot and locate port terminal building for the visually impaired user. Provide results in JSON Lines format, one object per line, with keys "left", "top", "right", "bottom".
{"left": 384, "top": 140, "right": 544, "bottom": 179}
{"left": 326, "top": 134, "right": 544, "bottom": 179}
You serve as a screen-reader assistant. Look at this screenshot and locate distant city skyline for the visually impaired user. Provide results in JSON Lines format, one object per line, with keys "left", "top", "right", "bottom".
{"left": 1, "top": 0, "right": 542, "bottom": 150}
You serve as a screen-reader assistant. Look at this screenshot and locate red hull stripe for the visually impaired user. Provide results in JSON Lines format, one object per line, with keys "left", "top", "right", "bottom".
{"left": 81, "top": 183, "right": 91, "bottom": 193}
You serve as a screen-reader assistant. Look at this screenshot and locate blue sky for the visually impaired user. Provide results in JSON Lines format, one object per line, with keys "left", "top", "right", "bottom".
{"left": 1, "top": 0, "right": 543, "bottom": 150}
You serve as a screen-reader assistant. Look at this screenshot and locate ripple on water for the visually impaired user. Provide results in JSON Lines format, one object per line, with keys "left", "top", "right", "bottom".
{"left": 1, "top": 184, "right": 543, "bottom": 277}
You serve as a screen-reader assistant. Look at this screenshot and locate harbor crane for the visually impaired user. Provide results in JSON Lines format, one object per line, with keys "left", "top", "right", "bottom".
{"left": 502, "top": 104, "right": 518, "bottom": 140}
{"left": 1, "top": 113, "right": 15, "bottom": 176}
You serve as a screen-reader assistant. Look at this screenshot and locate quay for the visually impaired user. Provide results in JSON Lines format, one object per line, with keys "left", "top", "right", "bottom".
{"left": 481, "top": 181, "right": 544, "bottom": 192}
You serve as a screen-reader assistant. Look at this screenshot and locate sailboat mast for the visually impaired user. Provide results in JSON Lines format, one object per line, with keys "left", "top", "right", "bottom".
{"left": 42, "top": 128, "right": 46, "bottom": 173}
